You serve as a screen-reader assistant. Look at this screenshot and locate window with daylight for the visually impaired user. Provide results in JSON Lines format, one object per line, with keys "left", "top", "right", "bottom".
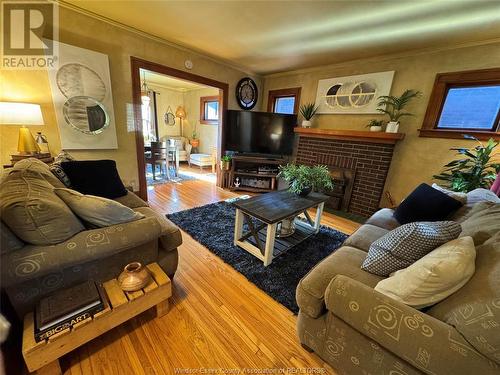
{"left": 200, "top": 96, "right": 220, "bottom": 125}
{"left": 267, "top": 87, "right": 301, "bottom": 115}
{"left": 420, "top": 68, "right": 500, "bottom": 140}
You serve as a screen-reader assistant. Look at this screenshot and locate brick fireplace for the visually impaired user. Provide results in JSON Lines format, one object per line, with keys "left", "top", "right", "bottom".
{"left": 294, "top": 128, "right": 404, "bottom": 217}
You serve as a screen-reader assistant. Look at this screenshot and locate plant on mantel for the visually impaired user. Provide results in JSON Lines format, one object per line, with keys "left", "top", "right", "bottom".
{"left": 433, "top": 135, "right": 500, "bottom": 192}
{"left": 377, "top": 89, "right": 421, "bottom": 133}
{"left": 278, "top": 164, "right": 333, "bottom": 196}
{"left": 366, "top": 119, "right": 384, "bottom": 132}
{"left": 299, "top": 102, "right": 319, "bottom": 128}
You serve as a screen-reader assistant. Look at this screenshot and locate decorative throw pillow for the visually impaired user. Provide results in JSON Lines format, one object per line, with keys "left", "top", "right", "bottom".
{"left": 374, "top": 236, "right": 476, "bottom": 309}
{"left": 394, "top": 183, "right": 463, "bottom": 224}
{"left": 61, "top": 160, "right": 128, "bottom": 199}
{"left": 54, "top": 188, "right": 144, "bottom": 227}
{"left": 460, "top": 202, "right": 500, "bottom": 245}
{"left": 432, "top": 183, "right": 467, "bottom": 205}
{"left": 0, "top": 170, "right": 84, "bottom": 245}
{"left": 12, "top": 158, "right": 66, "bottom": 188}
{"left": 361, "top": 221, "right": 462, "bottom": 276}
{"left": 50, "top": 150, "right": 75, "bottom": 187}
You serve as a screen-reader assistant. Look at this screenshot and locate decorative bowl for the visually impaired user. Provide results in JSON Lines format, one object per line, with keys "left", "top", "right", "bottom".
{"left": 118, "top": 262, "right": 151, "bottom": 292}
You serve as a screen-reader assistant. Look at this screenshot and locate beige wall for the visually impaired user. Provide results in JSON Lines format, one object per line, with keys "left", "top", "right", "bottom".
{"left": 262, "top": 42, "right": 500, "bottom": 205}
{"left": 183, "top": 87, "right": 220, "bottom": 155}
{"left": 0, "top": 6, "right": 262, "bottom": 189}
{"left": 147, "top": 84, "right": 184, "bottom": 140}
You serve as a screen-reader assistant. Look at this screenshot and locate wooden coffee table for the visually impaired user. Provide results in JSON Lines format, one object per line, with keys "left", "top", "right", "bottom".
{"left": 232, "top": 191, "right": 329, "bottom": 266}
{"left": 22, "top": 263, "right": 171, "bottom": 375}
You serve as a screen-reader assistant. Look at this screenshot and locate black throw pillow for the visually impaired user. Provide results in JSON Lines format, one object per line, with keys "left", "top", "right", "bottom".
{"left": 394, "top": 183, "right": 463, "bottom": 224}
{"left": 61, "top": 160, "right": 127, "bottom": 199}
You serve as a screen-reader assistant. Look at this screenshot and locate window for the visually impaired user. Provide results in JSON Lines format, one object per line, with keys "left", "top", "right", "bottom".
{"left": 200, "top": 96, "right": 220, "bottom": 125}
{"left": 420, "top": 68, "right": 500, "bottom": 140}
{"left": 267, "top": 87, "right": 301, "bottom": 114}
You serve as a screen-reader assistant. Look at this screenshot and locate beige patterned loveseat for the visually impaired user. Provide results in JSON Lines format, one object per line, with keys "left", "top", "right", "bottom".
{"left": 0, "top": 159, "right": 182, "bottom": 319}
{"left": 296, "top": 189, "right": 500, "bottom": 375}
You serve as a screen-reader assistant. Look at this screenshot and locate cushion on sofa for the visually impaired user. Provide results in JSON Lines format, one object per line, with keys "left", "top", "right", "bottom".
{"left": 61, "top": 160, "right": 127, "bottom": 199}
{"left": 296, "top": 246, "right": 384, "bottom": 318}
{"left": 12, "top": 158, "right": 65, "bottom": 188}
{"left": 343, "top": 224, "right": 389, "bottom": 252}
{"left": 364, "top": 208, "right": 400, "bottom": 230}
{"left": 114, "top": 191, "right": 149, "bottom": 209}
{"left": 50, "top": 150, "right": 75, "bottom": 187}
{"left": 0, "top": 221, "right": 24, "bottom": 254}
{"left": 426, "top": 233, "right": 500, "bottom": 365}
{"left": 361, "top": 221, "right": 462, "bottom": 276}
{"left": 54, "top": 188, "right": 145, "bottom": 227}
{"left": 432, "top": 183, "right": 467, "bottom": 204}
{"left": 451, "top": 188, "right": 500, "bottom": 222}
{"left": 460, "top": 202, "right": 500, "bottom": 245}
{"left": 394, "top": 183, "right": 463, "bottom": 224}
{"left": 374, "top": 236, "right": 476, "bottom": 309}
{"left": 0, "top": 170, "right": 84, "bottom": 245}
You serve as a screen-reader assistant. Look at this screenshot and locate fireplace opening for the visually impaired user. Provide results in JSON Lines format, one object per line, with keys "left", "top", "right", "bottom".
{"left": 326, "top": 167, "right": 355, "bottom": 212}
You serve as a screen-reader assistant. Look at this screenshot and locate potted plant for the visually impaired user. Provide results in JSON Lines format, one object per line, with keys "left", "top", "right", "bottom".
{"left": 299, "top": 102, "right": 319, "bottom": 128}
{"left": 278, "top": 164, "right": 333, "bottom": 196}
{"left": 220, "top": 155, "right": 232, "bottom": 171}
{"left": 433, "top": 136, "right": 500, "bottom": 192}
{"left": 377, "top": 89, "right": 421, "bottom": 133}
{"left": 190, "top": 129, "right": 199, "bottom": 148}
{"left": 366, "top": 119, "right": 384, "bottom": 132}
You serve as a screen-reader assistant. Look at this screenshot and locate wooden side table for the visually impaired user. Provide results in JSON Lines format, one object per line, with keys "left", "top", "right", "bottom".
{"left": 22, "top": 263, "right": 172, "bottom": 374}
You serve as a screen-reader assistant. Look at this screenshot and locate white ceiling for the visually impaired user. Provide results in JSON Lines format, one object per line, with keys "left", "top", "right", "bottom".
{"left": 63, "top": 0, "right": 500, "bottom": 74}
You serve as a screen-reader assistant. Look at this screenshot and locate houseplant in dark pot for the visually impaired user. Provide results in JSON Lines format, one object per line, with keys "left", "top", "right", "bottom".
{"left": 278, "top": 164, "right": 333, "bottom": 196}
{"left": 377, "top": 89, "right": 421, "bottom": 133}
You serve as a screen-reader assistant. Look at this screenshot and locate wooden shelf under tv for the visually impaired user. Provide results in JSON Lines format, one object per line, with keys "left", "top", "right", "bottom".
{"left": 228, "top": 155, "right": 286, "bottom": 193}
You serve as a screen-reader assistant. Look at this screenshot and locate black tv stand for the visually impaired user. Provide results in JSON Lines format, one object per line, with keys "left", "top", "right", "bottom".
{"left": 228, "top": 155, "right": 287, "bottom": 193}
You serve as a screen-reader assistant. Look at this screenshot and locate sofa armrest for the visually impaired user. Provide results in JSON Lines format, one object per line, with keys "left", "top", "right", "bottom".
{"left": 1, "top": 216, "right": 162, "bottom": 287}
{"left": 325, "top": 275, "right": 499, "bottom": 374}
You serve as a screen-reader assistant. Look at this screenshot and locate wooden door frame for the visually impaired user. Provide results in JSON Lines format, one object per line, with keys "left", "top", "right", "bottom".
{"left": 131, "top": 56, "right": 229, "bottom": 200}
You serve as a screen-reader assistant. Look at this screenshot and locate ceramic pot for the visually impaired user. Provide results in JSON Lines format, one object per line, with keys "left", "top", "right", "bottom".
{"left": 190, "top": 139, "right": 200, "bottom": 148}
{"left": 277, "top": 216, "right": 296, "bottom": 238}
{"left": 386, "top": 121, "right": 400, "bottom": 133}
{"left": 297, "top": 186, "right": 312, "bottom": 197}
{"left": 301, "top": 120, "right": 312, "bottom": 128}
{"left": 369, "top": 126, "right": 383, "bottom": 132}
{"left": 220, "top": 160, "right": 230, "bottom": 171}
{"left": 118, "top": 262, "right": 151, "bottom": 292}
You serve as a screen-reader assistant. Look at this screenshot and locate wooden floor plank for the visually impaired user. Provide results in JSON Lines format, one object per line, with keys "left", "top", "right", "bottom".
{"left": 56, "top": 167, "right": 360, "bottom": 374}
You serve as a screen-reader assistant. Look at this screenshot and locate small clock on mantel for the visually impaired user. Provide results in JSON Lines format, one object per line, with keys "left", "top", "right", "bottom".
{"left": 236, "top": 77, "right": 258, "bottom": 110}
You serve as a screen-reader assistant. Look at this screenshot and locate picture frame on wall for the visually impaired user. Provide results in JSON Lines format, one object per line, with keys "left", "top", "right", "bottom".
{"left": 315, "top": 71, "right": 395, "bottom": 114}
{"left": 48, "top": 41, "right": 118, "bottom": 150}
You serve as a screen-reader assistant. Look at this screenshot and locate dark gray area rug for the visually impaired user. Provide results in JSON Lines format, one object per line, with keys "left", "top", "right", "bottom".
{"left": 166, "top": 201, "right": 348, "bottom": 313}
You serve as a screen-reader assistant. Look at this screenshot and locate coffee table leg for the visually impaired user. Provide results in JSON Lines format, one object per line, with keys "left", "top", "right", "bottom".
{"left": 313, "top": 203, "right": 324, "bottom": 233}
{"left": 155, "top": 299, "right": 169, "bottom": 317}
{"left": 234, "top": 208, "right": 244, "bottom": 245}
{"left": 36, "top": 359, "right": 61, "bottom": 375}
{"left": 263, "top": 223, "right": 277, "bottom": 266}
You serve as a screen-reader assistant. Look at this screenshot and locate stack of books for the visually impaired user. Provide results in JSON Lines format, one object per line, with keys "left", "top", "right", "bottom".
{"left": 34, "top": 280, "right": 106, "bottom": 342}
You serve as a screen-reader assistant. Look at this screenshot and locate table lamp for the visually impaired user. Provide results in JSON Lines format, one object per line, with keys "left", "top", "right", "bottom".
{"left": 0, "top": 102, "right": 43, "bottom": 154}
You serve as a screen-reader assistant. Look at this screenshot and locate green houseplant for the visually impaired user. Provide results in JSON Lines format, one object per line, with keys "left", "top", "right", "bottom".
{"left": 220, "top": 155, "right": 232, "bottom": 171}
{"left": 377, "top": 89, "right": 421, "bottom": 133}
{"left": 278, "top": 164, "right": 333, "bottom": 196}
{"left": 299, "top": 102, "right": 319, "bottom": 128}
{"left": 433, "top": 136, "right": 500, "bottom": 192}
{"left": 366, "top": 119, "right": 384, "bottom": 132}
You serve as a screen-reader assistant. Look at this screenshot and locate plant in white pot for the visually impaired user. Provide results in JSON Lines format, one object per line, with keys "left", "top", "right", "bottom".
{"left": 377, "top": 89, "right": 421, "bottom": 133}
{"left": 299, "top": 102, "right": 319, "bottom": 128}
{"left": 366, "top": 119, "right": 384, "bottom": 132}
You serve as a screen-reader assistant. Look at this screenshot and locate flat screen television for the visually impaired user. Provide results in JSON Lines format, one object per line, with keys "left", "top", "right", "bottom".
{"left": 225, "top": 110, "right": 297, "bottom": 156}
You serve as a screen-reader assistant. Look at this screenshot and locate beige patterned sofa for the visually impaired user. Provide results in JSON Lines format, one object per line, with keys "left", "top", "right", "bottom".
{"left": 296, "top": 190, "right": 500, "bottom": 375}
{"left": 0, "top": 159, "right": 182, "bottom": 319}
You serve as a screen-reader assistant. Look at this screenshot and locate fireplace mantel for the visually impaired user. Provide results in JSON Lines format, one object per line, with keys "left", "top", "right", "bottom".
{"left": 294, "top": 128, "right": 405, "bottom": 144}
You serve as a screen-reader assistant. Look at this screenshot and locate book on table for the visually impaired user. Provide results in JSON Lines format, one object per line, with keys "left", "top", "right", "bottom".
{"left": 34, "top": 280, "right": 106, "bottom": 342}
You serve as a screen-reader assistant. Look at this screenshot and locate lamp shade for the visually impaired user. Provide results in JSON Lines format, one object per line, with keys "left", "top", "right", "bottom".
{"left": 175, "top": 106, "right": 186, "bottom": 119}
{"left": 0, "top": 102, "right": 44, "bottom": 125}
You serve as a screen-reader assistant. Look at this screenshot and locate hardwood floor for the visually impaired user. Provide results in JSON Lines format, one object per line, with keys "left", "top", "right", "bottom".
{"left": 54, "top": 178, "right": 360, "bottom": 375}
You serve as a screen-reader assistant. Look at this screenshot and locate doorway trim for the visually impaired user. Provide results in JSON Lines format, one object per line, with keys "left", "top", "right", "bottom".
{"left": 131, "top": 56, "right": 229, "bottom": 200}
